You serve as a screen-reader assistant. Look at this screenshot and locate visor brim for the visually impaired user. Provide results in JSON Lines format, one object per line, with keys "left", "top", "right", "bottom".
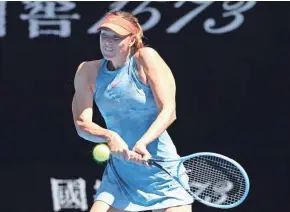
{"left": 98, "top": 23, "right": 131, "bottom": 36}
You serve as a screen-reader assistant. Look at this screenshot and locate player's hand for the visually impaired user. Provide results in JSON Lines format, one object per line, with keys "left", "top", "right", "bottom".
{"left": 107, "top": 131, "right": 130, "bottom": 160}
{"left": 132, "top": 142, "right": 152, "bottom": 166}
{"left": 126, "top": 151, "right": 144, "bottom": 165}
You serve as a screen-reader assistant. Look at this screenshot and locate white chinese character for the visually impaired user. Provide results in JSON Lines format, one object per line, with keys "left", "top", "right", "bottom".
{"left": 20, "top": 1, "right": 80, "bottom": 38}
{"left": 0, "top": 1, "right": 7, "bottom": 37}
{"left": 50, "top": 178, "right": 88, "bottom": 212}
{"left": 93, "top": 179, "right": 102, "bottom": 199}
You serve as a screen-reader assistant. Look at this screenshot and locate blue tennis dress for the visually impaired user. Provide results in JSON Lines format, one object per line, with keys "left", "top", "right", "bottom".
{"left": 93, "top": 55, "right": 194, "bottom": 211}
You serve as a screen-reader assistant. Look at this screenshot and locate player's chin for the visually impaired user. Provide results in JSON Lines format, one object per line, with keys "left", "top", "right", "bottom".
{"left": 101, "top": 50, "right": 116, "bottom": 59}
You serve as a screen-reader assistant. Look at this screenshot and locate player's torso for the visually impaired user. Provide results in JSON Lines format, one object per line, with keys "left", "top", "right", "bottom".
{"left": 94, "top": 57, "right": 159, "bottom": 129}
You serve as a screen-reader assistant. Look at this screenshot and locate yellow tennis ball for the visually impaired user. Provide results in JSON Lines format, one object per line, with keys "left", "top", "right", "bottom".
{"left": 92, "top": 144, "right": 110, "bottom": 162}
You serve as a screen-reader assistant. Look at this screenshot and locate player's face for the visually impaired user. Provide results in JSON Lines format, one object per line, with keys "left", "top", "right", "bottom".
{"left": 100, "top": 29, "right": 133, "bottom": 60}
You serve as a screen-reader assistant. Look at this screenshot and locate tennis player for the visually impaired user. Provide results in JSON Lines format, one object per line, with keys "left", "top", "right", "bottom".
{"left": 72, "top": 11, "right": 194, "bottom": 212}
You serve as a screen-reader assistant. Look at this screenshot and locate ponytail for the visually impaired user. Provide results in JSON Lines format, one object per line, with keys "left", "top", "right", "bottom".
{"left": 134, "top": 22, "right": 144, "bottom": 50}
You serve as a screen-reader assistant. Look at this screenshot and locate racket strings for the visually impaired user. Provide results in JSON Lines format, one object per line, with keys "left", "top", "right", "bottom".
{"left": 182, "top": 155, "right": 246, "bottom": 205}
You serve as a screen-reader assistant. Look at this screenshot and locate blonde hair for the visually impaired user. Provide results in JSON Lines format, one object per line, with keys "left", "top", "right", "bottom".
{"left": 108, "top": 11, "right": 144, "bottom": 51}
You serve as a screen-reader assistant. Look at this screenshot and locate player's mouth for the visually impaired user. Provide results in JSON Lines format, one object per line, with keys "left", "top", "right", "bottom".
{"left": 104, "top": 47, "right": 113, "bottom": 52}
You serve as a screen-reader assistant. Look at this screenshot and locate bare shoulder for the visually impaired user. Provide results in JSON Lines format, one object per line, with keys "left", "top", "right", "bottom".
{"left": 135, "top": 47, "right": 159, "bottom": 62}
{"left": 75, "top": 60, "right": 101, "bottom": 79}
{"left": 74, "top": 60, "right": 102, "bottom": 92}
{"left": 134, "top": 47, "right": 169, "bottom": 71}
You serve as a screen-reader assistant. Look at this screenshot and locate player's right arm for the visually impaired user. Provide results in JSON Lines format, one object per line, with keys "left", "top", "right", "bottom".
{"left": 72, "top": 61, "right": 113, "bottom": 143}
{"left": 72, "top": 61, "right": 142, "bottom": 161}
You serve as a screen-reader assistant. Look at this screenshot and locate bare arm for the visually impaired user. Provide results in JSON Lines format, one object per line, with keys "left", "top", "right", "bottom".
{"left": 135, "top": 47, "right": 177, "bottom": 146}
{"left": 72, "top": 61, "right": 112, "bottom": 143}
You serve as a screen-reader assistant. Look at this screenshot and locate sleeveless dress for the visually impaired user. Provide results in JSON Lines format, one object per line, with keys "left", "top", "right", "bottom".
{"left": 93, "top": 55, "right": 194, "bottom": 211}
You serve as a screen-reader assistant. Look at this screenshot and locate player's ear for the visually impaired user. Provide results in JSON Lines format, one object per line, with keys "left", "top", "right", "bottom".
{"left": 128, "top": 35, "right": 136, "bottom": 47}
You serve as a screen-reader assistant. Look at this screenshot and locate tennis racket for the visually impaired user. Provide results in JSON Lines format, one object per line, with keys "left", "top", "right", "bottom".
{"left": 148, "top": 152, "right": 250, "bottom": 209}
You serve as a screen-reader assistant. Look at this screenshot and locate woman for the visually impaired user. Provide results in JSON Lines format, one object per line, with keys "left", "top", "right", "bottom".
{"left": 72, "top": 11, "right": 194, "bottom": 212}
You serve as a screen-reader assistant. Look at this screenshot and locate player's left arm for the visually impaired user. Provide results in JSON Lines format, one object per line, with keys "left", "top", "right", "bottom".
{"left": 135, "top": 47, "right": 177, "bottom": 146}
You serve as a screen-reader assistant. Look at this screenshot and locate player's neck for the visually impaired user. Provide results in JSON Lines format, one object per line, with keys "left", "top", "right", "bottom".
{"left": 109, "top": 51, "right": 131, "bottom": 70}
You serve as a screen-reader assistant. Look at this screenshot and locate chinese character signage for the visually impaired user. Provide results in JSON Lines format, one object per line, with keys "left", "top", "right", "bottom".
{"left": 0, "top": 1, "right": 257, "bottom": 39}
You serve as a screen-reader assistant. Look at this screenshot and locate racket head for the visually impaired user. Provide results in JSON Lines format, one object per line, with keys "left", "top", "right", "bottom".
{"left": 149, "top": 152, "right": 250, "bottom": 209}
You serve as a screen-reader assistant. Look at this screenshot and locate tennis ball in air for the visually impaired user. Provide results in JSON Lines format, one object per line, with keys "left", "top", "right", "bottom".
{"left": 93, "top": 144, "right": 110, "bottom": 162}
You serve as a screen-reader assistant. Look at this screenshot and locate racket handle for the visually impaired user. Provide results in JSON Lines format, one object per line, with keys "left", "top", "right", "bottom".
{"left": 148, "top": 160, "right": 161, "bottom": 168}
{"left": 148, "top": 159, "right": 174, "bottom": 177}
{"left": 148, "top": 159, "right": 154, "bottom": 166}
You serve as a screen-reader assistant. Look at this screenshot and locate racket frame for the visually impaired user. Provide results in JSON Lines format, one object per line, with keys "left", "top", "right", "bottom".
{"left": 149, "top": 152, "right": 250, "bottom": 209}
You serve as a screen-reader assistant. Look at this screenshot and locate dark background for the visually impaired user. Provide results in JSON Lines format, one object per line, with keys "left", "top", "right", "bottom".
{"left": 1, "top": 1, "right": 289, "bottom": 212}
